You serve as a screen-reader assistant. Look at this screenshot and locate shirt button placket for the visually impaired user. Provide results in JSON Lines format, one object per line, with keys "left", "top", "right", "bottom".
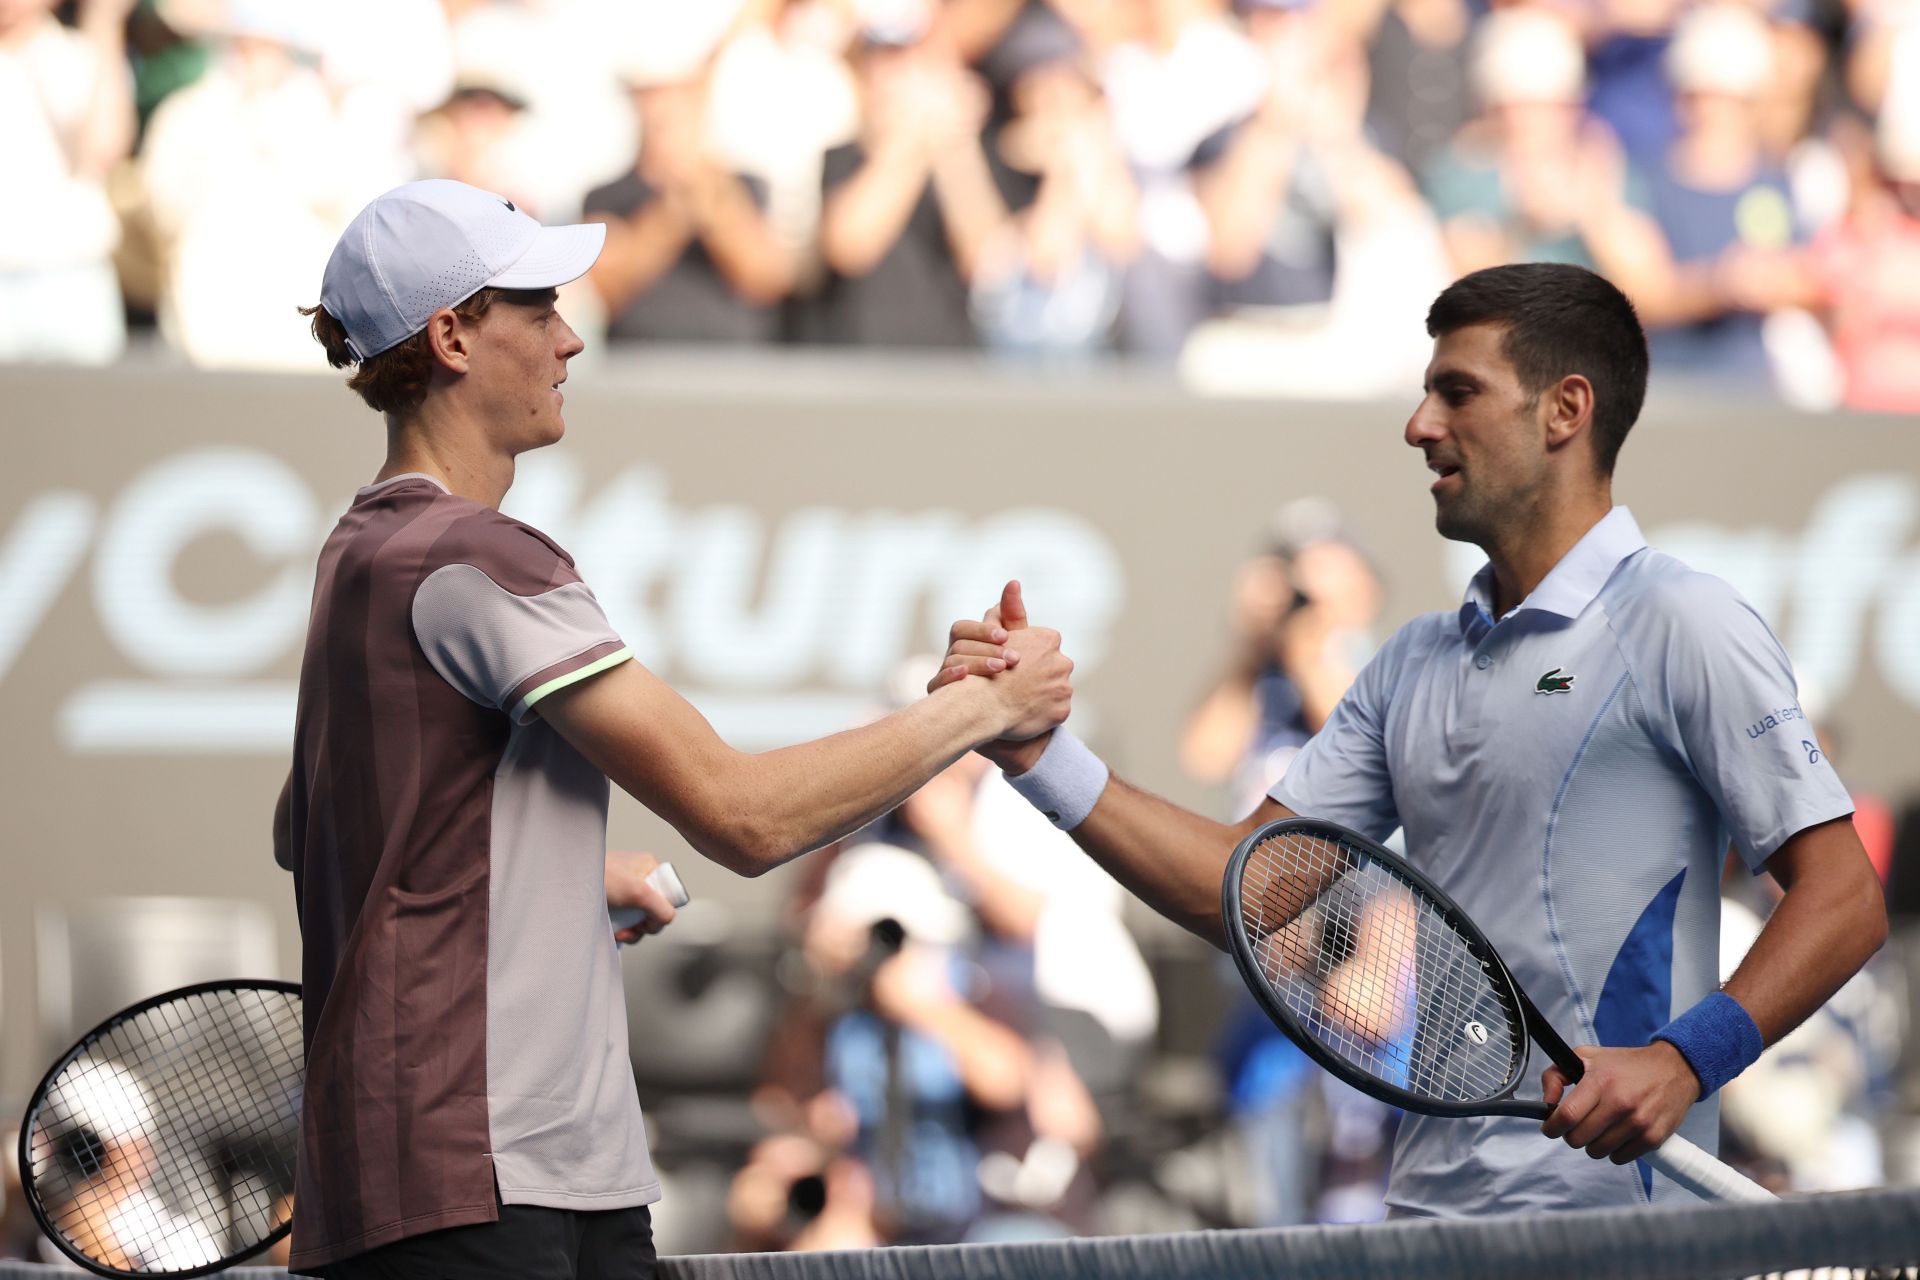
{"left": 1474, "top": 653, "right": 1492, "bottom": 670}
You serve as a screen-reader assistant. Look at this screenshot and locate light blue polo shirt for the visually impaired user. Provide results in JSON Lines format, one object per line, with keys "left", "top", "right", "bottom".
{"left": 1269, "top": 506, "right": 1854, "bottom": 1216}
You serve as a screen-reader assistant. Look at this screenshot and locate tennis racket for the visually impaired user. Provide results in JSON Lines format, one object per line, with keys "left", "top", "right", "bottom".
{"left": 1221, "top": 817, "right": 1773, "bottom": 1204}
{"left": 18, "top": 980, "right": 304, "bottom": 1277}
{"left": 609, "top": 860, "right": 691, "bottom": 939}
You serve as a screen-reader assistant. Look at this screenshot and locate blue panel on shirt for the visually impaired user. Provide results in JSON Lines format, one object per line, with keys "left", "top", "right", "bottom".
{"left": 1594, "top": 867, "right": 1687, "bottom": 1204}
{"left": 1594, "top": 868, "right": 1686, "bottom": 1050}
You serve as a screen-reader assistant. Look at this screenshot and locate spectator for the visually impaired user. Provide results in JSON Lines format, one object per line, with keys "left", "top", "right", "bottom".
{"left": 1181, "top": 0, "right": 1450, "bottom": 396}
{"left": 583, "top": 49, "right": 798, "bottom": 344}
{"left": 807, "top": 11, "right": 1009, "bottom": 347}
{"left": 1180, "top": 506, "right": 1383, "bottom": 817}
{"left": 137, "top": 0, "right": 360, "bottom": 368}
{"left": 896, "top": 750, "right": 1158, "bottom": 1095}
{"left": 1633, "top": 4, "right": 1816, "bottom": 385}
{"left": 1586, "top": 0, "right": 1687, "bottom": 167}
{"left": 411, "top": 6, "right": 538, "bottom": 208}
{"left": 704, "top": 0, "right": 861, "bottom": 252}
{"left": 1179, "top": 504, "right": 1389, "bottom": 1225}
{"left": 1100, "top": 0, "right": 1267, "bottom": 357}
{"left": 1357, "top": 0, "right": 1473, "bottom": 179}
{"left": 414, "top": 72, "right": 537, "bottom": 211}
{"left": 727, "top": 1133, "right": 884, "bottom": 1252}
{"left": 800, "top": 841, "right": 1022, "bottom": 1241}
{"left": 131, "top": 0, "right": 213, "bottom": 134}
{"left": 439, "top": 0, "right": 633, "bottom": 220}
{"left": 1420, "top": 6, "right": 1671, "bottom": 304}
{"left": 970, "top": 5, "right": 1140, "bottom": 356}
{"left": 1808, "top": 67, "right": 1920, "bottom": 411}
{"left": 0, "top": 0, "right": 134, "bottom": 365}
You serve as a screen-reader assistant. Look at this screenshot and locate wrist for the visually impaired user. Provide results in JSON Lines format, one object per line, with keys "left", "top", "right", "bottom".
{"left": 1002, "top": 728, "right": 1108, "bottom": 831}
{"left": 982, "top": 732, "right": 1048, "bottom": 775}
{"left": 1652, "top": 991, "right": 1765, "bottom": 1099}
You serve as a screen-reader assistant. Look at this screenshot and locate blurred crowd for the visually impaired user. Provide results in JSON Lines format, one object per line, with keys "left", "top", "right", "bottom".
{"left": 5, "top": 0, "right": 1919, "bottom": 408}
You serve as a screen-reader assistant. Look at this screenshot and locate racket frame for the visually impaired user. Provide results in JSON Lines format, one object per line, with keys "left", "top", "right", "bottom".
{"left": 18, "top": 978, "right": 303, "bottom": 1280}
{"left": 1223, "top": 817, "right": 1579, "bottom": 1122}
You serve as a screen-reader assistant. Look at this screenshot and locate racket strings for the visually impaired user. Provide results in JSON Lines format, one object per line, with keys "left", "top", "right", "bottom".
{"left": 29, "top": 987, "right": 303, "bottom": 1274}
{"left": 1239, "top": 829, "right": 1522, "bottom": 1104}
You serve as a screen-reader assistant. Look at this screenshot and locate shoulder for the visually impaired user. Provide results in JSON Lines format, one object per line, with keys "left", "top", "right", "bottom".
{"left": 821, "top": 142, "right": 866, "bottom": 188}
{"left": 1602, "top": 550, "right": 1780, "bottom": 673}
{"left": 1353, "top": 610, "right": 1451, "bottom": 694}
{"left": 1381, "top": 610, "right": 1453, "bottom": 663}
{"left": 583, "top": 172, "right": 648, "bottom": 219}
{"left": 1604, "top": 550, "right": 1760, "bottom": 637}
{"left": 362, "top": 484, "right": 579, "bottom": 596}
{"left": 424, "top": 504, "right": 579, "bottom": 596}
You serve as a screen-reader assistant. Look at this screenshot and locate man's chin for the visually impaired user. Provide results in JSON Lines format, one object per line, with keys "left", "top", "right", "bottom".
{"left": 1432, "top": 503, "right": 1481, "bottom": 545}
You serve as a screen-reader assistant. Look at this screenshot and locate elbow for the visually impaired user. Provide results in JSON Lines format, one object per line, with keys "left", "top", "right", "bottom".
{"left": 1859, "top": 878, "right": 1891, "bottom": 960}
{"left": 696, "top": 815, "right": 791, "bottom": 878}
{"left": 820, "top": 227, "right": 880, "bottom": 279}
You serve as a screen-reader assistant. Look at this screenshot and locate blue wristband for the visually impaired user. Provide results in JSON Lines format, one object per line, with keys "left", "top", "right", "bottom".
{"left": 1652, "top": 991, "right": 1765, "bottom": 1098}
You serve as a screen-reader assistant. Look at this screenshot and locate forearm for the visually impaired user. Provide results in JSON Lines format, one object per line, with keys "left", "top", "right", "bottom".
{"left": 1580, "top": 209, "right": 1674, "bottom": 309}
{"left": 820, "top": 147, "right": 930, "bottom": 276}
{"left": 1198, "top": 135, "right": 1294, "bottom": 279}
{"left": 692, "top": 178, "right": 799, "bottom": 303}
{"left": 75, "top": 11, "right": 134, "bottom": 180}
{"left": 929, "top": 145, "right": 1011, "bottom": 282}
{"left": 930, "top": 837, "right": 1045, "bottom": 940}
{"left": 1063, "top": 773, "right": 1268, "bottom": 948}
{"left": 1724, "top": 841, "right": 1888, "bottom": 1046}
{"left": 587, "top": 205, "right": 694, "bottom": 311}
{"left": 1177, "top": 675, "right": 1261, "bottom": 784}
{"left": 720, "top": 693, "right": 1001, "bottom": 867}
{"left": 900, "top": 999, "right": 1031, "bottom": 1110}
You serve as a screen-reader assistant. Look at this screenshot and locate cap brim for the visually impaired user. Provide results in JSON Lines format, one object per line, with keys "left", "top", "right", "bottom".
{"left": 486, "top": 221, "right": 607, "bottom": 291}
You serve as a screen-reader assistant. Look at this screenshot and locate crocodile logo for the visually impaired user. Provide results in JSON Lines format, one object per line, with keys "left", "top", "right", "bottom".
{"left": 1535, "top": 668, "right": 1575, "bottom": 695}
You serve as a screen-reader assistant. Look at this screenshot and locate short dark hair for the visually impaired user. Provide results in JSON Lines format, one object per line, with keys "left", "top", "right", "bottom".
{"left": 1425, "top": 264, "right": 1649, "bottom": 475}
{"left": 298, "top": 288, "right": 505, "bottom": 418}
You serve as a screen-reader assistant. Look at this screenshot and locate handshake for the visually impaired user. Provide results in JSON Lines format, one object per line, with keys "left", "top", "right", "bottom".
{"left": 926, "top": 580, "right": 1075, "bottom": 773}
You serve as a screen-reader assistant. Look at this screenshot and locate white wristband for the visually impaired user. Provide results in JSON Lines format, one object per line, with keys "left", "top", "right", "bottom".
{"left": 1004, "top": 729, "right": 1109, "bottom": 831}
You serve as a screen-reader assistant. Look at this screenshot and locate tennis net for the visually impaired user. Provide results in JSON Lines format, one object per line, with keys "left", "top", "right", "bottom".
{"left": 2, "top": 1185, "right": 1914, "bottom": 1280}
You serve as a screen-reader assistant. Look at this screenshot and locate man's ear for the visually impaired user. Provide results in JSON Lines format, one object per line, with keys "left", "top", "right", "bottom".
{"left": 1542, "top": 373, "right": 1595, "bottom": 454}
{"left": 423, "top": 308, "right": 471, "bottom": 374}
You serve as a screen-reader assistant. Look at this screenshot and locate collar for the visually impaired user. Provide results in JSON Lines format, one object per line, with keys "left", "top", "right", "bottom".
{"left": 356, "top": 471, "right": 451, "bottom": 498}
{"left": 1457, "top": 506, "right": 1647, "bottom": 637}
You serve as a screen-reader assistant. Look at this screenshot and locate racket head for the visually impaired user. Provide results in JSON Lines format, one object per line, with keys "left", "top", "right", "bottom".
{"left": 1222, "top": 817, "right": 1546, "bottom": 1120}
{"left": 18, "top": 980, "right": 304, "bottom": 1279}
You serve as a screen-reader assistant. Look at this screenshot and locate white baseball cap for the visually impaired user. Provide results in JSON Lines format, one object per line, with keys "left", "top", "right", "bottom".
{"left": 319, "top": 179, "right": 607, "bottom": 360}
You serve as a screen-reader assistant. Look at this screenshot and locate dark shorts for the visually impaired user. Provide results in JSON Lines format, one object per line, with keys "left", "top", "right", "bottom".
{"left": 319, "top": 1204, "right": 655, "bottom": 1280}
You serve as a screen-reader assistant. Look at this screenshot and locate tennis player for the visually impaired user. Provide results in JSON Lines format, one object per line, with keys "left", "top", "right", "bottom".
{"left": 274, "top": 179, "right": 1073, "bottom": 1279}
{"left": 937, "top": 263, "right": 1887, "bottom": 1215}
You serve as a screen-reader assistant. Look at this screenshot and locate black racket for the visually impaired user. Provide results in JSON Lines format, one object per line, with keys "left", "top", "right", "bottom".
{"left": 19, "top": 980, "right": 304, "bottom": 1277}
{"left": 1222, "top": 817, "right": 1773, "bottom": 1203}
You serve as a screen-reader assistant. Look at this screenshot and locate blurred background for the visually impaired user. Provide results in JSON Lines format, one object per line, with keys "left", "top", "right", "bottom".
{"left": 2, "top": 0, "right": 1919, "bottom": 1264}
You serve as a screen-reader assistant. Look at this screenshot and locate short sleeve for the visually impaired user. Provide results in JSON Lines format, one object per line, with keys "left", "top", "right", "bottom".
{"left": 1267, "top": 624, "right": 1412, "bottom": 841}
{"left": 1631, "top": 573, "right": 1854, "bottom": 871}
{"left": 412, "top": 563, "right": 629, "bottom": 724}
{"left": 821, "top": 142, "right": 864, "bottom": 194}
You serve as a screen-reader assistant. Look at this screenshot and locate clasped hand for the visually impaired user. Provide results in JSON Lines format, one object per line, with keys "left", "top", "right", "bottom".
{"left": 927, "top": 580, "right": 1074, "bottom": 762}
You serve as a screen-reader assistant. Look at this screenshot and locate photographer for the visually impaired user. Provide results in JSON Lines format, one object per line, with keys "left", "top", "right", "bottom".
{"left": 1179, "top": 505, "right": 1384, "bottom": 817}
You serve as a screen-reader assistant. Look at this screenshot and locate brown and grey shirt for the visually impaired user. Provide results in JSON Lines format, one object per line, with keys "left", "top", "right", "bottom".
{"left": 282, "top": 474, "right": 658, "bottom": 1272}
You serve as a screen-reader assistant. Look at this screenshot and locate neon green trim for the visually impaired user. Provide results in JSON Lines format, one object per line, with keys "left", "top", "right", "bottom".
{"left": 513, "top": 647, "right": 632, "bottom": 721}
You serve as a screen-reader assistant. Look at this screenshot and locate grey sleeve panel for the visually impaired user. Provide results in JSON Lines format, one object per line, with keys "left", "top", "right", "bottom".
{"left": 412, "top": 563, "right": 624, "bottom": 722}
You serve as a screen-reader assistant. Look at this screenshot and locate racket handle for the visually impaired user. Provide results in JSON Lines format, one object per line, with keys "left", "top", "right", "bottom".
{"left": 1644, "top": 1133, "right": 1775, "bottom": 1202}
{"left": 609, "top": 862, "right": 691, "bottom": 936}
